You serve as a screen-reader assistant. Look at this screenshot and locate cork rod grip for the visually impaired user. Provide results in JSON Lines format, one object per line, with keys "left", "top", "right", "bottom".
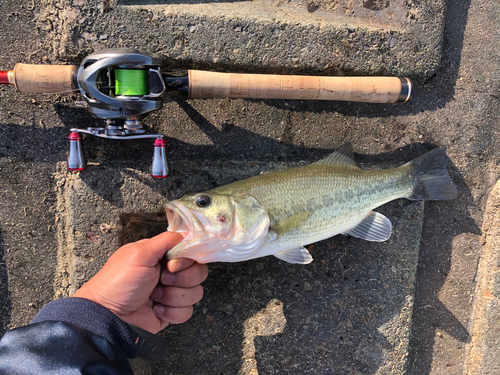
{"left": 188, "top": 71, "right": 411, "bottom": 103}
{"left": 12, "top": 63, "right": 77, "bottom": 94}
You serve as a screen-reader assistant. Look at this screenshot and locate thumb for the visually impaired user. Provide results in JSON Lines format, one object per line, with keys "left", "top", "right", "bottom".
{"left": 134, "top": 231, "right": 184, "bottom": 266}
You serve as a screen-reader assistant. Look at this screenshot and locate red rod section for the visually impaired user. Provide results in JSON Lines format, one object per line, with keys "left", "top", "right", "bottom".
{"left": 0, "top": 70, "right": 12, "bottom": 85}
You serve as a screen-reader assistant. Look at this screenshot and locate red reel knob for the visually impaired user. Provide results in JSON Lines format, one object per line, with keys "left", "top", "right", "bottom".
{"left": 151, "top": 138, "right": 169, "bottom": 178}
{"left": 67, "top": 132, "right": 86, "bottom": 171}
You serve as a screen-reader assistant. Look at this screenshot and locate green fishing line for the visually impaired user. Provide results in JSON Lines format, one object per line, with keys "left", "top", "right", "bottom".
{"left": 115, "top": 69, "right": 148, "bottom": 96}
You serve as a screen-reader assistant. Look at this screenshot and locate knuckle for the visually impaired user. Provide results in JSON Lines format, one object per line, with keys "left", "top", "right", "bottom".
{"left": 176, "top": 306, "right": 193, "bottom": 324}
{"left": 200, "top": 264, "right": 209, "bottom": 280}
{"left": 193, "top": 285, "right": 204, "bottom": 303}
{"left": 163, "top": 306, "right": 193, "bottom": 324}
{"left": 126, "top": 245, "right": 144, "bottom": 262}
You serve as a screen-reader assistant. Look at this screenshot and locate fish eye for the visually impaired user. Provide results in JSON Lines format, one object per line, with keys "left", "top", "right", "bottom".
{"left": 195, "top": 195, "right": 211, "bottom": 208}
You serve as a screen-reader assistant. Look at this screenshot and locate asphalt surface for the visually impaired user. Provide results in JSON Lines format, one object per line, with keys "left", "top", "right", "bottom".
{"left": 55, "top": 159, "right": 425, "bottom": 374}
{"left": 0, "top": 0, "right": 499, "bottom": 373}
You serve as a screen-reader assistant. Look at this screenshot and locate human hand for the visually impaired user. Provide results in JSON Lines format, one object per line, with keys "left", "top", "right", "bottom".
{"left": 73, "top": 231, "right": 208, "bottom": 334}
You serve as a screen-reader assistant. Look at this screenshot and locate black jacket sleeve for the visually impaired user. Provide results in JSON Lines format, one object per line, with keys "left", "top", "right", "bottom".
{"left": 0, "top": 297, "right": 136, "bottom": 375}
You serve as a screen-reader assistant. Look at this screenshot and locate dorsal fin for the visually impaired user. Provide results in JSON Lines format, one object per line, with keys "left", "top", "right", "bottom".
{"left": 314, "top": 144, "right": 360, "bottom": 168}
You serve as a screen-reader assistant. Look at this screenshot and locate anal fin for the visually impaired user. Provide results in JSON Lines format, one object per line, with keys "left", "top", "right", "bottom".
{"left": 274, "top": 246, "right": 313, "bottom": 264}
{"left": 343, "top": 211, "right": 392, "bottom": 242}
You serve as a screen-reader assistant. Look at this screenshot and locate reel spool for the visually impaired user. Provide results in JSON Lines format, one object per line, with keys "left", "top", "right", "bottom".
{"left": 114, "top": 69, "right": 149, "bottom": 96}
{"left": 69, "top": 48, "right": 168, "bottom": 178}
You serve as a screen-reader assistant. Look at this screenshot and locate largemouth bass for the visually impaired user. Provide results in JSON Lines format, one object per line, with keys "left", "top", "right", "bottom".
{"left": 165, "top": 145, "right": 457, "bottom": 264}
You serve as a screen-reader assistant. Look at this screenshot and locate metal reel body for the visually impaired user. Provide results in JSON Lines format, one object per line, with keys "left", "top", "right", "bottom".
{"left": 77, "top": 48, "right": 165, "bottom": 122}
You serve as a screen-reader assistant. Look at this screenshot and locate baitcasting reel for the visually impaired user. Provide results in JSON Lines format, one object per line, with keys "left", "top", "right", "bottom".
{"left": 69, "top": 48, "right": 169, "bottom": 178}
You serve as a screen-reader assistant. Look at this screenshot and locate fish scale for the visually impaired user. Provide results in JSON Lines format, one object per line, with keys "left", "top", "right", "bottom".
{"left": 165, "top": 145, "right": 457, "bottom": 264}
{"left": 210, "top": 165, "right": 413, "bottom": 257}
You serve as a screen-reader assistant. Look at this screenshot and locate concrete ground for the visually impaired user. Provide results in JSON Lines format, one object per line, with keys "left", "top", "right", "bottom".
{"left": 0, "top": 0, "right": 499, "bottom": 374}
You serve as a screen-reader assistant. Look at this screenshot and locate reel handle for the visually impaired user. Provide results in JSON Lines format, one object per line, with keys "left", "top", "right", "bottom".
{"left": 188, "top": 70, "right": 411, "bottom": 103}
{"left": 8, "top": 63, "right": 77, "bottom": 93}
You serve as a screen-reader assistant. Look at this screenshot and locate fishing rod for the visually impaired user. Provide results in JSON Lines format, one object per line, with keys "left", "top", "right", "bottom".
{"left": 0, "top": 48, "right": 412, "bottom": 178}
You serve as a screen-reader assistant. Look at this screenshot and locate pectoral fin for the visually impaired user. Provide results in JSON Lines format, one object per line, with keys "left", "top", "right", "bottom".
{"left": 343, "top": 211, "right": 392, "bottom": 242}
{"left": 274, "top": 246, "right": 313, "bottom": 264}
{"left": 270, "top": 210, "right": 313, "bottom": 238}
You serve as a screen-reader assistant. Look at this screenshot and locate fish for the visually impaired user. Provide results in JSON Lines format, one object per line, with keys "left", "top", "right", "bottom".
{"left": 165, "top": 144, "right": 457, "bottom": 264}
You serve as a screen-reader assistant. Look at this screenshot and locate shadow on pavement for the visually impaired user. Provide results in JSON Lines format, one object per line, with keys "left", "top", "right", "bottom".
{"left": 407, "top": 164, "right": 480, "bottom": 374}
{"left": 1, "top": 80, "right": 476, "bottom": 373}
{"left": 405, "top": 0, "right": 476, "bottom": 370}
{"left": 116, "top": 206, "right": 422, "bottom": 374}
{"left": 0, "top": 228, "right": 11, "bottom": 336}
{"left": 69, "top": 112, "right": 462, "bottom": 373}
{"left": 0, "top": 0, "right": 475, "bottom": 361}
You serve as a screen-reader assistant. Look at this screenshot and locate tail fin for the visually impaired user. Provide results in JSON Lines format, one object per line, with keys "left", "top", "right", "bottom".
{"left": 405, "top": 147, "right": 457, "bottom": 201}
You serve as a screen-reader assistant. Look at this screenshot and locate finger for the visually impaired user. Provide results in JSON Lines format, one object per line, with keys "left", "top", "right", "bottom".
{"left": 151, "top": 285, "right": 204, "bottom": 307}
{"left": 147, "top": 297, "right": 154, "bottom": 308}
{"left": 167, "top": 258, "right": 195, "bottom": 273}
{"left": 153, "top": 304, "right": 194, "bottom": 324}
{"left": 130, "top": 232, "right": 185, "bottom": 267}
{"left": 161, "top": 263, "right": 208, "bottom": 288}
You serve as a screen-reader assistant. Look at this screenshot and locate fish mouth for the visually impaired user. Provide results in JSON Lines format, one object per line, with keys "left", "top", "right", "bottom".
{"left": 165, "top": 201, "right": 205, "bottom": 235}
{"left": 165, "top": 201, "right": 211, "bottom": 261}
